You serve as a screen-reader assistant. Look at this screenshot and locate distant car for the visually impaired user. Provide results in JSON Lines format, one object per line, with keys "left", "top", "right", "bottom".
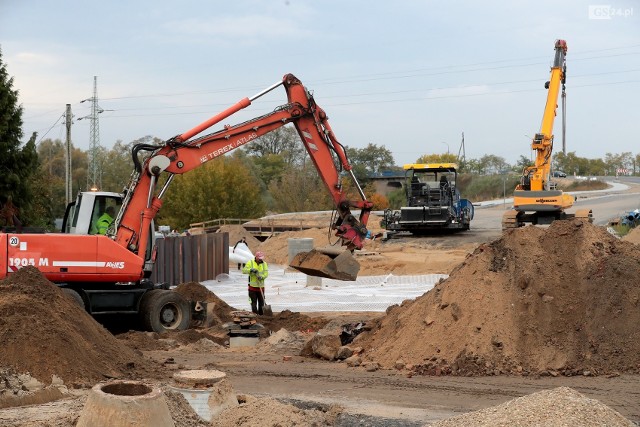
{"left": 553, "top": 171, "right": 567, "bottom": 178}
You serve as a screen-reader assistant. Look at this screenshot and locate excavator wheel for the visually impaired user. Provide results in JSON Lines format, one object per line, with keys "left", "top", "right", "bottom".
{"left": 62, "top": 288, "right": 86, "bottom": 310}
{"left": 502, "top": 210, "right": 522, "bottom": 230}
{"left": 574, "top": 209, "right": 594, "bottom": 223}
{"left": 139, "top": 289, "right": 191, "bottom": 333}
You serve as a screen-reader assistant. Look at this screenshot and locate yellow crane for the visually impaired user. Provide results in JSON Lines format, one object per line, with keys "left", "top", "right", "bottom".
{"left": 503, "top": 39, "right": 592, "bottom": 229}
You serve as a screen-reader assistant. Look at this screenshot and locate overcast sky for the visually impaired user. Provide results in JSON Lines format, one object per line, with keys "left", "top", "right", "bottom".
{"left": 1, "top": 0, "right": 638, "bottom": 167}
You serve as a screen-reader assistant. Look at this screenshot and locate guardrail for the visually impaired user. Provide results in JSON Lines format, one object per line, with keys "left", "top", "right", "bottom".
{"left": 189, "top": 218, "right": 314, "bottom": 237}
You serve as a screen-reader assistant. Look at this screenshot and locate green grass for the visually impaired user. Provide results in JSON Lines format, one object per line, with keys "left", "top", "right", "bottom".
{"left": 611, "top": 224, "right": 632, "bottom": 237}
{"left": 458, "top": 174, "right": 521, "bottom": 202}
{"left": 562, "top": 179, "right": 608, "bottom": 191}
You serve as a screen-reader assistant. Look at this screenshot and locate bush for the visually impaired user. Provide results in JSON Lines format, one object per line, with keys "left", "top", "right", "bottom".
{"left": 458, "top": 174, "right": 521, "bottom": 202}
{"left": 369, "top": 193, "right": 390, "bottom": 210}
{"left": 564, "top": 179, "right": 608, "bottom": 191}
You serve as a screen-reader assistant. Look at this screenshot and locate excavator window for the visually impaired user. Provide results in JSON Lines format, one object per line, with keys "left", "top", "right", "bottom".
{"left": 89, "top": 196, "right": 123, "bottom": 235}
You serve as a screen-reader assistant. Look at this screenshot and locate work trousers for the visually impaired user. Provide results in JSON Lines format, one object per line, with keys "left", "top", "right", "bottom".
{"left": 248, "top": 289, "right": 265, "bottom": 315}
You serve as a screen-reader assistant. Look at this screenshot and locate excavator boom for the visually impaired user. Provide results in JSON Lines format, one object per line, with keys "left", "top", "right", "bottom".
{"left": 113, "top": 73, "right": 372, "bottom": 279}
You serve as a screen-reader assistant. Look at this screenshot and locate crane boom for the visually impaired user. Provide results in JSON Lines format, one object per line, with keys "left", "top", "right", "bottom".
{"left": 503, "top": 40, "right": 593, "bottom": 229}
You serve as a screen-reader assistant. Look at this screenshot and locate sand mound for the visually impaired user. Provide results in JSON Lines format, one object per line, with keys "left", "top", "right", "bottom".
{"left": 259, "top": 309, "right": 329, "bottom": 335}
{"left": 212, "top": 396, "right": 340, "bottom": 426}
{"left": 357, "top": 220, "right": 640, "bottom": 376}
{"left": 174, "top": 281, "right": 237, "bottom": 324}
{"left": 0, "top": 267, "right": 157, "bottom": 385}
{"left": 622, "top": 226, "right": 640, "bottom": 245}
{"left": 428, "top": 387, "right": 634, "bottom": 427}
{"left": 254, "top": 213, "right": 385, "bottom": 267}
{"left": 217, "top": 224, "right": 262, "bottom": 251}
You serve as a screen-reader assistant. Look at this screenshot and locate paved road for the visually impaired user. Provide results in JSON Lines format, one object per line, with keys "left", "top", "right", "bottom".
{"left": 472, "top": 179, "right": 640, "bottom": 231}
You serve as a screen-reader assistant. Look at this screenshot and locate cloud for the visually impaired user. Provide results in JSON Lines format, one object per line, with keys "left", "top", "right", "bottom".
{"left": 11, "top": 51, "right": 58, "bottom": 67}
{"left": 162, "top": 14, "right": 314, "bottom": 45}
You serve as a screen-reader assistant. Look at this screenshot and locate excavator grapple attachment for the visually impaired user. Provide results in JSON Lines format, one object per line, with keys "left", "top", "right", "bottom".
{"left": 289, "top": 248, "right": 360, "bottom": 281}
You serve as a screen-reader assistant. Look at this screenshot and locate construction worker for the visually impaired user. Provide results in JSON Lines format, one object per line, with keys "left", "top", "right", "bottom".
{"left": 242, "top": 251, "right": 269, "bottom": 315}
{"left": 233, "top": 237, "right": 248, "bottom": 270}
{"left": 96, "top": 206, "right": 115, "bottom": 235}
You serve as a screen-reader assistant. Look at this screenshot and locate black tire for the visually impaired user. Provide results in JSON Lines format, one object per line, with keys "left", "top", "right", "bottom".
{"left": 139, "top": 289, "right": 190, "bottom": 333}
{"left": 62, "top": 288, "right": 85, "bottom": 310}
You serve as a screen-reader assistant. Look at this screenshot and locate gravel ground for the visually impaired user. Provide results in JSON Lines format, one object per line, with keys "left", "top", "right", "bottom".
{"left": 426, "top": 387, "right": 637, "bottom": 427}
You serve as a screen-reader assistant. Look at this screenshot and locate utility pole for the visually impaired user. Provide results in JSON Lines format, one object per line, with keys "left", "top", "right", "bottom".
{"left": 64, "top": 104, "right": 73, "bottom": 205}
{"left": 457, "top": 132, "right": 466, "bottom": 166}
{"left": 80, "top": 76, "right": 104, "bottom": 191}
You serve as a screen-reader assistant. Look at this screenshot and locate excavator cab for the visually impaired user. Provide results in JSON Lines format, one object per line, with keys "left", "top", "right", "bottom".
{"left": 62, "top": 191, "right": 123, "bottom": 235}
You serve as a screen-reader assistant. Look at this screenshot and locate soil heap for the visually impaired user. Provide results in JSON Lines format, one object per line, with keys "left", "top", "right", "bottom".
{"left": 0, "top": 267, "right": 156, "bottom": 385}
{"left": 174, "top": 281, "right": 237, "bottom": 324}
{"left": 622, "top": 225, "right": 640, "bottom": 245}
{"left": 216, "top": 224, "right": 262, "bottom": 251}
{"left": 357, "top": 220, "right": 640, "bottom": 376}
{"left": 428, "top": 387, "right": 635, "bottom": 427}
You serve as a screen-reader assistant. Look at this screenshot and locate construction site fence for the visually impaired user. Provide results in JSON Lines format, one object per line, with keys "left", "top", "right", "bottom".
{"left": 151, "top": 233, "right": 229, "bottom": 286}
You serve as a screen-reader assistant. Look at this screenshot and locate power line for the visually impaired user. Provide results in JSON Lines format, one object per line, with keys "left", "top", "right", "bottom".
{"left": 96, "top": 76, "right": 640, "bottom": 119}
{"left": 35, "top": 113, "right": 65, "bottom": 145}
{"left": 94, "top": 46, "right": 640, "bottom": 102}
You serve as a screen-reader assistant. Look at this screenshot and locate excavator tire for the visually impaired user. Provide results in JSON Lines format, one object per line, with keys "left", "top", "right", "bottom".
{"left": 289, "top": 249, "right": 360, "bottom": 281}
{"left": 139, "top": 289, "right": 190, "bottom": 333}
{"left": 62, "top": 288, "right": 85, "bottom": 310}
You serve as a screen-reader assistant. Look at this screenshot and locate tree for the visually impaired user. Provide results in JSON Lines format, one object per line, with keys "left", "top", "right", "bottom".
{"left": 102, "top": 136, "right": 162, "bottom": 192}
{"left": 36, "top": 139, "right": 66, "bottom": 220}
{"left": 0, "top": 48, "right": 39, "bottom": 226}
{"left": 245, "top": 126, "right": 305, "bottom": 165}
{"left": 415, "top": 153, "right": 459, "bottom": 164}
{"left": 244, "top": 126, "right": 307, "bottom": 185}
{"left": 267, "top": 164, "right": 333, "bottom": 213}
{"left": 344, "top": 143, "right": 395, "bottom": 182}
{"left": 158, "top": 156, "right": 266, "bottom": 230}
{"left": 514, "top": 155, "right": 531, "bottom": 173}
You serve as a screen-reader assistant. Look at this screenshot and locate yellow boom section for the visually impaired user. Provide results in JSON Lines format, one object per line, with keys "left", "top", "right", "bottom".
{"left": 521, "top": 39, "right": 567, "bottom": 193}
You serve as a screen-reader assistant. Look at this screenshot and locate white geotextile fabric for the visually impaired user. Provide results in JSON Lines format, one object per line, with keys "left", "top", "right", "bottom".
{"left": 201, "top": 265, "right": 446, "bottom": 313}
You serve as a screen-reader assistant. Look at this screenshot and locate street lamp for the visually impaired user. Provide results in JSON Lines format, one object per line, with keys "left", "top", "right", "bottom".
{"left": 441, "top": 142, "right": 450, "bottom": 155}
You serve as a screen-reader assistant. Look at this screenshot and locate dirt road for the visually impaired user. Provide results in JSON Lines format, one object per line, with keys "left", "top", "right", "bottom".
{"left": 142, "top": 341, "right": 640, "bottom": 426}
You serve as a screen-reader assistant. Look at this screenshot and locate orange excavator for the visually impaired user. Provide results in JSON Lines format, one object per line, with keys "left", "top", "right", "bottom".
{"left": 0, "top": 73, "right": 373, "bottom": 332}
{"left": 502, "top": 40, "right": 592, "bottom": 229}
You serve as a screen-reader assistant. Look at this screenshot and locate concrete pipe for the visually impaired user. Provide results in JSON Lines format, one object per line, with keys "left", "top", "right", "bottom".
{"left": 169, "top": 369, "right": 238, "bottom": 422}
{"left": 76, "top": 381, "right": 174, "bottom": 427}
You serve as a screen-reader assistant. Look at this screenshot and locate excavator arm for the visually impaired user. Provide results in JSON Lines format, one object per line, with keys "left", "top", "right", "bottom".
{"left": 113, "top": 73, "right": 373, "bottom": 271}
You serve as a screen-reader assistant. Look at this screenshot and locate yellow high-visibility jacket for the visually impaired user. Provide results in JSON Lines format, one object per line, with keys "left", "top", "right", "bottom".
{"left": 242, "top": 259, "right": 269, "bottom": 288}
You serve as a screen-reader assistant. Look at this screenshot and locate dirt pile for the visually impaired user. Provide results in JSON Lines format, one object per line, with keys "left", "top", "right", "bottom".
{"left": 216, "top": 225, "right": 262, "bottom": 251}
{"left": 357, "top": 220, "right": 640, "bottom": 376}
{"left": 428, "top": 387, "right": 634, "bottom": 427}
{"left": 622, "top": 226, "right": 640, "bottom": 245}
{"left": 212, "top": 395, "right": 341, "bottom": 426}
{"left": 174, "top": 281, "right": 237, "bottom": 324}
{"left": 251, "top": 213, "right": 385, "bottom": 267}
{"left": 260, "top": 309, "right": 329, "bottom": 334}
{"left": 0, "top": 267, "right": 157, "bottom": 385}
